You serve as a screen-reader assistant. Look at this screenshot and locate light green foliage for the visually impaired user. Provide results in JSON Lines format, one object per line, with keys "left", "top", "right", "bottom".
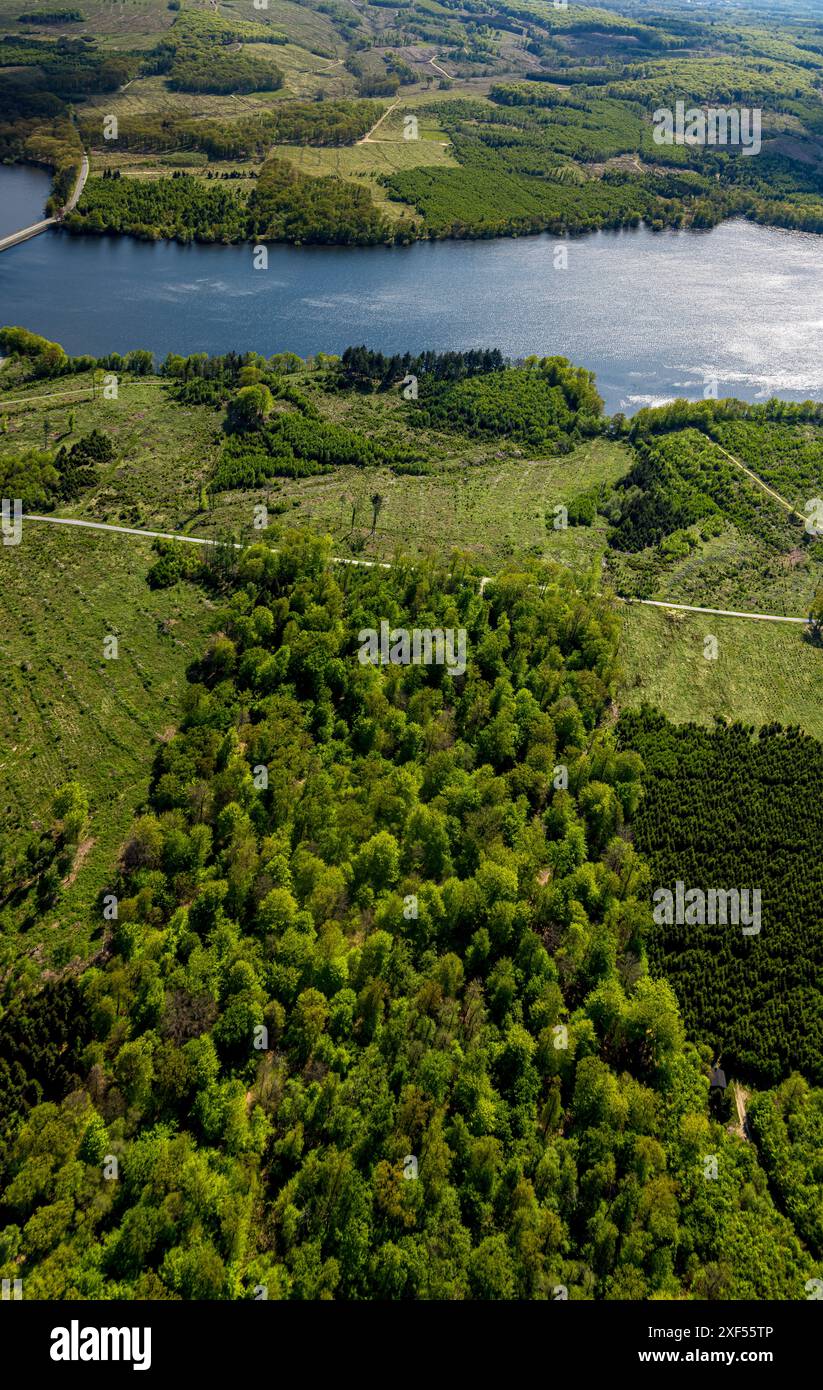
{"left": 0, "top": 534, "right": 818, "bottom": 1301}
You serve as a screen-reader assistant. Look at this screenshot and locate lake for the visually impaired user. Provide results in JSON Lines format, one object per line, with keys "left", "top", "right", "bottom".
{"left": 2, "top": 164, "right": 823, "bottom": 413}
{"left": 0, "top": 162, "right": 49, "bottom": 238}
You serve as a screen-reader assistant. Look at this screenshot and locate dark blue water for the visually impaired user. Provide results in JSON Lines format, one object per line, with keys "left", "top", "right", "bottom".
{"left": 2, "top": 163, "right": 823, "bottom": 413}
{"left": 0, "top": 163, "right": 48, "bottom": 237}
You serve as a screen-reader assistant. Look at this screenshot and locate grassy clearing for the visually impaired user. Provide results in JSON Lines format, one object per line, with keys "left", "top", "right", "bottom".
{"left": 1, "top": 376, "right": 220, "bottom": 529}
{"left": 275, "top": 137, "right": 455, "bottom": 223}
{"left": 91, "top": 151, "right": 259, "bottom": 188}
{"left": 0, "top": 524, "right": 215, "bottom": 971}
{"left": 0, "top": 0, "right": 174, "bottom": 43}
{"left": 379, "top": 103, "right": 452, "bottom": 140}
{"left": 0, "top": 372, "right": 633, "bottom": 568}
{"left": 229, "top": 0, "right": 345, "bottom": 59}
{"left": 649, "top": 526, "right": 820, "bottom": 618}
{"left": 250, "top": 41, "right": 350, "bottom": 100}
{"left": 79, "top": 74, "right": 301, "bottom": 125}
{"left": 201, "top": 435, "right": 632, "bottom": 572}
{"left": 618, "top": 602, "right": 823, "bottom": 739}
{"left": 277, "top": 138, "right": 455, "bottom": 177}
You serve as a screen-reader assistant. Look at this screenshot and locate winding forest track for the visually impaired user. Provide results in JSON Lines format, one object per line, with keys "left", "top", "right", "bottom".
{"left": 709, "top": 438, "right": 808, "bottom": 523}
{"left": 358, "top": 99, "right": 401, "bottom": 144}
{"left": 429, "top": 56, "right": 454, "bottom": 80}
{"left": 733, "top": 1083, "right": 751, "bottom": 1141}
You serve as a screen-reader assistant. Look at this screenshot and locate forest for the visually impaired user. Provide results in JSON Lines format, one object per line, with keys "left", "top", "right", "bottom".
{"left": 618, "top": 710, "right": 823, "bottom": 1088}
{"left": 6, "top": 0, "right": 823, "bottom": 248}
{"left": 595, "top": 413, "right": 823, "bottom": 612}
{"left": 142, "top": 11, "right": 287, "bottom": 97}
{"left": 74, "top": 103, "right": 382, "bottom": 161}
{"left": 63, "top": 173, "right": 250, "bottom": 243}
{"left": 335, "top": 346, "right": 507, "bottom": 390}
{"left": 17, "top": 10, "right": 85, "bottom": 23}
{"left": 0, "top": 429, "right": 114, "bottom": 507}
{"left": 412, "top": 360, "right": 604, "bottom": 448}
{"left": 605, "top": 431, "right": 804, "bottom": 554}
{"left": 0, "top": 532, "right": 820, "bottom": 1301}
{"left": 0, "top": 324, "right": 821, "bottom": 1304}
{"left": 166, "top": 49, "right": 283, "bottom": 98}
{"left": 247, "top": 157, "right": 391, "bottom": 246}
{"left": 66, "top": 157, "right": 394, "bottom": 246}
{"left": 382, "top": 88, "right": 823, "bottom": 240}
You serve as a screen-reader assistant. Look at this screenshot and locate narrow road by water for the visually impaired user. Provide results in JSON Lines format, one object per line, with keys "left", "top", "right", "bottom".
{"left": 0, "top": 216, "right": 55, "bottom": 255}
{"left": 0, "top": 154, "right": 88, "bottom": 255}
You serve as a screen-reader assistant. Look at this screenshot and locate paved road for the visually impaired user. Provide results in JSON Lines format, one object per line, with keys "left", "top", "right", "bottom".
{"left": 15, "top": 514, "right": 810, "bottom": 621}
{"left": 0, "top": 218, "right": 56, "bottom": 254}
{"left": 63, "top": 153, "right": 89, "bottom": 213}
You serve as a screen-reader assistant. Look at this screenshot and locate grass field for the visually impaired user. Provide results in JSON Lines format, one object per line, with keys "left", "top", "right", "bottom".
{"left": 80, "top": 73, "right": 295, "bottom": 124}
{"left": 2, "top": 376, "right": 219, "bottom": 529}
{"left": 618, "top": 602, "right": 823, "bottom": 739}
{"left": 655, "top": 525, "right": 821, "bottom": 617}
{"left": 276, "top": 135, "right": 456, "bottom": 223}
{"left": 247, "top": 41, "right": 350, "bottom": 100}
{"left": 363, "top": 102, "right": 452, "bottom": 143}
{"left": 0, "top": 0, "right": 174, "bottom": 43}
{"left": 0, "top": 523, "right": 214, "bottom": 975}
{"left": 197, "top": 435, "right": 630, "bottom": 572}
{"left": 606, "top": 522, "right": 822, "bottom": 620}
{"left": 0, "top": 371, "right": 633, "bottom": 572}
{"left": 233, "top": 0, "right": 346, "bottom": 60}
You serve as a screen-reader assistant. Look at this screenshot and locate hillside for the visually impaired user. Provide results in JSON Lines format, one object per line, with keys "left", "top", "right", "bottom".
{"left": 1, "top": 531, "right": 820, "bottom": 1302}
{"left": 1, "top": 327, "right": 821, "bottom": 740}
{"left": 0, "top": 327, "right": 820, "bottom": 1307}
{"left": 6, "top": 1, "right": 823, "bottom": 244}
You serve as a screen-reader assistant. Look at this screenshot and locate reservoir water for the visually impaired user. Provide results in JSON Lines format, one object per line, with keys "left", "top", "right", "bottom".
{"left": 1, "top": 165, "right": 822, "bottom": 413}
{"left": 0, "top": 163, "right": 49, "bottom": 238}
